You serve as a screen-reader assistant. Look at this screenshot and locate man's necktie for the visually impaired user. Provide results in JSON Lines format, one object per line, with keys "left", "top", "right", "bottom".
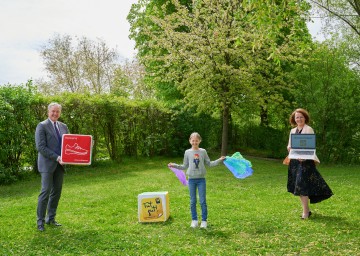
{"left": 54, "top": 122, "right": 62, "bottom": 143}
{"left": 54, "top": 122, "right": 62, "bottom": 155}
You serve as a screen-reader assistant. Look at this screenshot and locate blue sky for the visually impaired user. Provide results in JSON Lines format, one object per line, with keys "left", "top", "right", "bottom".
{"left": 0, "top": 0, "right": 323, "bottom": 85}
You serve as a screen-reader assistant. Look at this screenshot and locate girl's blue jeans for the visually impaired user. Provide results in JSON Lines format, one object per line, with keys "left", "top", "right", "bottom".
{"left": 188, "top": 178, "right": 207, "bottom": 221}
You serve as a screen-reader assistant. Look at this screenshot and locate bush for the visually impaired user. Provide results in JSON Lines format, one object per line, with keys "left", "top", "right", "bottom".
{"left": 0, "top": 164, "right": 18, "bottom": 184}
{"left": 234, "top": 124, "right": 288, "bottom": 158}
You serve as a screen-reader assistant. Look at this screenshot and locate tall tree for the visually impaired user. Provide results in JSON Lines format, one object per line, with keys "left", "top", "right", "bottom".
{"left": 112, "top": 58, "right": 155, "bottom": 99}
{"left": 129, "top": 0, "right": 311, "bottom": 155}
{"left": 39, "top": 34, "right": 82, "bottom": 93}
{"left": 309, "top": 0, "right": 360, "bottom": 72}
{"left": 78, "top": 37, "right": 118, "bottom": 94}
{"left": 292, "top": 41, "right": 360, "bottom": 162}
{"left": 310, "top": 0, "right": 360, "bottom": 36}
{"left": 39, "top": 34, "right": 118, "bottom": 94}
{"left": 128, "top": 0, "right": 190, "bottom": 103}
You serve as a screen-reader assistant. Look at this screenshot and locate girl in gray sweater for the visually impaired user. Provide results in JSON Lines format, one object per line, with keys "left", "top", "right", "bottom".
{"left": 169, "top": 132, "right": 225, "bottom": 228}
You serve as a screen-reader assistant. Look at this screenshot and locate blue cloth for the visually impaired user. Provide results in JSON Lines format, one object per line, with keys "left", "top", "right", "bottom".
{"left": 224, "top": 152, "right": 253, "bottom": 179}
{"left": 189, "top": 178, "right": 207, "bottom": 221}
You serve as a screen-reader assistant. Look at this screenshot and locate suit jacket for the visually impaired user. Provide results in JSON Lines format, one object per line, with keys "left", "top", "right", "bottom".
{"left": 35, "top": 118, "right": 69, "bottom": 173}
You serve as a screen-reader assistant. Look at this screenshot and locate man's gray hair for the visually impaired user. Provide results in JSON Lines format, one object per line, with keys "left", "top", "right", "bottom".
{"left": 48, "top": 102, "right": 62, "bottom": 111}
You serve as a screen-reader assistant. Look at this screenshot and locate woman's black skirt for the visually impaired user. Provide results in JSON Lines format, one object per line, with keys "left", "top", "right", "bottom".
{"left": 287, "top": 159, "right": 333, "bottom": 204}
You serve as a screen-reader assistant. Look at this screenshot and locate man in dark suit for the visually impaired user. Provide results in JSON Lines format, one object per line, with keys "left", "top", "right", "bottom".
{"left": 35, "top": 102, "right": 69, "bottom": 231}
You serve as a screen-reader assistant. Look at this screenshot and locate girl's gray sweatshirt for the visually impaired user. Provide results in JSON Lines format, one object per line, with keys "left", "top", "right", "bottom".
{"left": 172, "top": 148, "right": 223, "bottom": 179}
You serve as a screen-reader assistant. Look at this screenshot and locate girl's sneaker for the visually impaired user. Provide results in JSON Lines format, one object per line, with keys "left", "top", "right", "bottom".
{"left": 200, "top": 221, "right": 207, "bottom": 229}
{"left": 190, "top": 220, "right": 198, "bottom": 228}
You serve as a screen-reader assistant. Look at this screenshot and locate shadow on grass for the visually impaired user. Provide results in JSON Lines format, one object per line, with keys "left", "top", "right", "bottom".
{"left": 29, "top": 227, "right": 133, "bottom": 254}
{"left": 138, "top": 215, "right": 175, "bottom": 226}
{"left": 310, "top": 213, "right": 358, "bottom": 229}
{"left": 138, "top": 216, "right": 231, "bottom": 238}
{"left": 201, "top": 228, "right": 231, "bottom": 239}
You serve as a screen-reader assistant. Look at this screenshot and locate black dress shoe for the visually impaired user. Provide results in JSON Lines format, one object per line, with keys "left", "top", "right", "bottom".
{"left": 46, "top": 220, "right": 62, "bottom": 226}
{"left": 37, "top": 225, "right": 45, "bottom": 231}
{"left": 301, "top": 211, "right": 312, "bottom": 220}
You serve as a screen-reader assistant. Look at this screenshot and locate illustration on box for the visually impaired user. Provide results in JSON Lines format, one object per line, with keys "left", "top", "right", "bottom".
{"left": 64, "top": 143, "right": 88, "bottom": 155}
{"left": 141, "top": 197, "right": 164, "bottom": 220}
{"left": 61, "top": 134, "right": 92, "bottom": 165}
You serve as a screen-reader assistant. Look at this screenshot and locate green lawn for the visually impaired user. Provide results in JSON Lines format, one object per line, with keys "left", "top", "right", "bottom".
{"left": 0, "top": 156, "right": 359, "bottom": 255}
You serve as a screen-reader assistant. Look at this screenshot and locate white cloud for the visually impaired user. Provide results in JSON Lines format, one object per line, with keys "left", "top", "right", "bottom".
{"left": 0, "top": 0, "right": 137, "bottom": 84}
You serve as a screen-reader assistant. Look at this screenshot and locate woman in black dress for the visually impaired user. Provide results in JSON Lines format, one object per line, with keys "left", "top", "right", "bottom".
{"left": 287, "top": 108, "right": 333, "bottom": 219}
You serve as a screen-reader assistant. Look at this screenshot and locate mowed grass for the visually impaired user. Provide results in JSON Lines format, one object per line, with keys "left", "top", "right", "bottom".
{"left": 0, "top": 156, "right": 359, "bottom": 255}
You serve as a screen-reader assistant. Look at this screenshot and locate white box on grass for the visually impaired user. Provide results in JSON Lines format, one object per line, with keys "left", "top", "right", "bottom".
{"left": 138, "top": 192, "right": 169, "bottom": 222}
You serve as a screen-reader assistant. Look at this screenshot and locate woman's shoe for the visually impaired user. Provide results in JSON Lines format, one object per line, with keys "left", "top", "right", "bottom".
{"left": 301, "top": 211, "right": 312, "bottom": 220}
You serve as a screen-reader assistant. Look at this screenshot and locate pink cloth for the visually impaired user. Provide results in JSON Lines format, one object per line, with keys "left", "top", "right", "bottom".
{"left": 168, "top": 165, "right": 188, "bottom": 186}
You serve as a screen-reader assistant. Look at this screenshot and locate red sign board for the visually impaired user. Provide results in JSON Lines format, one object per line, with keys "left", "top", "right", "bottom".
{"left": 61, "top": 134, "right": 92, "bottom": 165}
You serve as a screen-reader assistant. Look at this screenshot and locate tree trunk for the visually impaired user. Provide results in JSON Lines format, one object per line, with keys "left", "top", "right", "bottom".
{"left": 221, "top": 104, "right": 229, "bottom": 156}
{"left": 260, "top": 105, "right": 269, "bottom": 126}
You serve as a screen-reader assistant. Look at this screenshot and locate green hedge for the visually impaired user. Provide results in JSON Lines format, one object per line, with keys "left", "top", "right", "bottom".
{"left": 0, "top": 85, "right": 223, "bottom": 184}
{"left": 230, "top": 123, "right": 288, "bottom": 159}
{"left": 0, "top": 83, "right": 42, "bottom": 184}
{"left": 1, "top": 83, "right": 359, "bottom": 184}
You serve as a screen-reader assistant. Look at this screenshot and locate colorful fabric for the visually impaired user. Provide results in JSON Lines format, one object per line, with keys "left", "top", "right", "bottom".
{"left": 224, "top": 152, "right": 253, "bottom": 179}
{"left": 168, "top": 165, "right": 188, "bottom": 186}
